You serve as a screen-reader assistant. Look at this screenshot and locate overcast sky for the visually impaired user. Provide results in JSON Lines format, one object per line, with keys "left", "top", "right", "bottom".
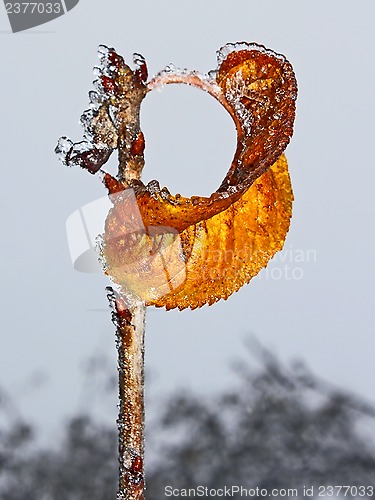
{"left": 1, "top": 0, "right": 375, "bottom": 444}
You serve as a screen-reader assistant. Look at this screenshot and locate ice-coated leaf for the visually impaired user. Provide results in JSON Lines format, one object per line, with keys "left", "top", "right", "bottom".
{"left": 103, "top": 155, "right": 293, "bottom": 309}
{"left": 56, "top": 43, "right": 297, "bottom": 309}
{"left": 99, "top": 43, "right": 297, "bottom": 309}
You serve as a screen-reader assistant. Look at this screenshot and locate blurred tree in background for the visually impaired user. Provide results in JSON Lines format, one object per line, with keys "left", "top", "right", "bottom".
{"left": 1, "top": 345, "right": 375, "bottom": 499}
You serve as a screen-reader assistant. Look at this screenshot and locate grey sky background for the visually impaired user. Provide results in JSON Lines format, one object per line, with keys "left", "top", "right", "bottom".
{"left": 1, "top": 0, "right": 375, "bottom": 444}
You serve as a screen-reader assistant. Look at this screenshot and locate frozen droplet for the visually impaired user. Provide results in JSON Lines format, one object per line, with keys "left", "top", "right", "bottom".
{"left": 108, "top": 105, "right": 118, "bottom": 125}
{"left": 97, "top": 44, "right": 110, "bottom": 60}
{"left": 160, "top": 63, "right": 177, "bottom": 75}
{"left": 97, "top": 45, "right": 125, "bottom": 76}
{"left": 147, "top": 180, "right": 161, "bottom": 194}
{"left": 93, "top": 78, "right": 104, "bottom": 95}
{"left": 200, "top": 71, "right": 216, "bottom": 83}
{"left": 93, "top": 66, "right": 103, "bottom": 77}
{"left": 160, "top": 186, "right": 171, "bottom": 200}
{"left": 133, "top": 53, "right": 148, "bottom": 83}
{"left": 88, "top": 90, "right": 102, "bottom": 110}
{"left": 80, "top": 109, "right": 96, "bottom": 139}
{"left": 133, "top": 53, "right": 146, "bottom": 67}
{"left": 55, "top": 136, "right": 73, "bottom": 163}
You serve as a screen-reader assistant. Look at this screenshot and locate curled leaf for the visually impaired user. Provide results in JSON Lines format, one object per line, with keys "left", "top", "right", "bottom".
{"left": 101, "top": 43, "right": 297, "bottom": 309}
{"left": 56, "top": 43, "right": 297, "bottom": 310}
{"left": 103, "top": 154, "right": 293, "bottom": 309}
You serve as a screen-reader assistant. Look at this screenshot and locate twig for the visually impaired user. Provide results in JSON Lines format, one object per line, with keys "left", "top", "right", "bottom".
{"left": 97, "top": 52, "right": 149, "bottom": 499}
{"left": 108, "top": 289, "right": 146, "bottom": 499}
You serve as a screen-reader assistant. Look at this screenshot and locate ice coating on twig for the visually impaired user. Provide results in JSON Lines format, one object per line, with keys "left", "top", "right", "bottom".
{"left": 152, "top": 63, "right": 216, "bottom": 84}
{"left": 55, "top": 45, "right": 147, "bottom": 178}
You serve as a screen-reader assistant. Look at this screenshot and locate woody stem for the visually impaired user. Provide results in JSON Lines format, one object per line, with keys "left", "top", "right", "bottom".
{"left": 107, "top": 68, "right": 148, "bottom": 499}
{"left": 108, "top": 289, "right": 147, "bottom": 500}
